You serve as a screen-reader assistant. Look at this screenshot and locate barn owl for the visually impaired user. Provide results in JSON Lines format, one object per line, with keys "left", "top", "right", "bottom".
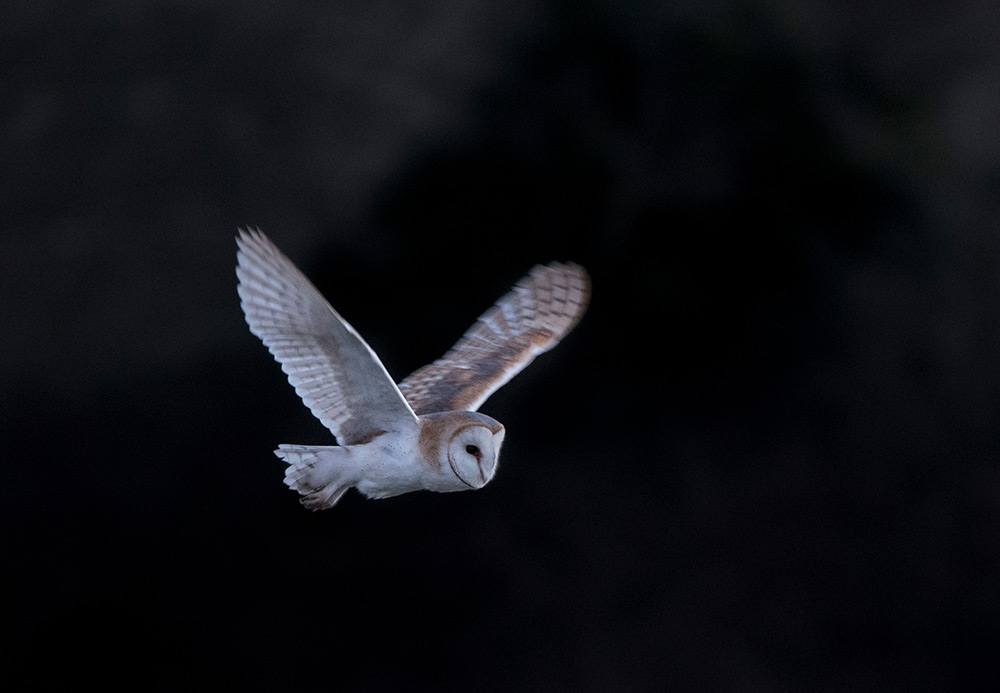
{"left": 236, "top": 229, "right": 589, "bottom": 510}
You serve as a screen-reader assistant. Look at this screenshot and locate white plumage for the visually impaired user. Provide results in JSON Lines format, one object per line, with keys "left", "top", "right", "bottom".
{"left": 236, "top": 228, "right": 589, "bottom": 510}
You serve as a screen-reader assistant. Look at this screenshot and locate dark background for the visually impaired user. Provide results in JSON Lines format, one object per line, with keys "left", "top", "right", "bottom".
{"left": 3, "top": 1, "right": 999, "bottom": 690}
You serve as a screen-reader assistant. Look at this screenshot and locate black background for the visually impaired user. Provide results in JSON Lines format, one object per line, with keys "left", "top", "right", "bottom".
{"left": 4, "top": 1, "right": 999, "bottom": 690}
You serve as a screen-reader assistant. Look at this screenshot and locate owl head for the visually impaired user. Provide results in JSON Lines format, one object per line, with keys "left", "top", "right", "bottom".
{"left": 441, "top": 412, "right": 505, "bottom": 489}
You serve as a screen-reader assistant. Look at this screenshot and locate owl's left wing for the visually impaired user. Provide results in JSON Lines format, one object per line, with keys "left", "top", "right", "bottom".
{"left": 397, "top": 262, "right": 590, "bottom": 415}
{"left": 237, "top": 229, "right": 419, "bottom": 445}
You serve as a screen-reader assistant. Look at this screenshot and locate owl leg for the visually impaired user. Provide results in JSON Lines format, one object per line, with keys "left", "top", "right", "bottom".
{"left": 275, "top": 444, "right": 357, "bottom": 510}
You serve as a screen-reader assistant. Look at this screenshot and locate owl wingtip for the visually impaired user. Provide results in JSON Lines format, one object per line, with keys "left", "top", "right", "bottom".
{"left": 236, "top": 226, "right": 266, "bottom": 243}
{"left": 534, "top": 261, "right": 592, "bottom": 298}
{"left": 538, "top": 259, "right": 589, "bottom": 278}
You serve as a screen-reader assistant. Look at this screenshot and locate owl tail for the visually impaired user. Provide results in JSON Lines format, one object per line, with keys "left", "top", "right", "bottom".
{"left": 275, "top": 445, "right": 355, "bottom": 510}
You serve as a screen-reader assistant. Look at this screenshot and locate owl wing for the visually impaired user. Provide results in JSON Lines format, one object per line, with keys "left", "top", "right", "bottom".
{"left": 397, "top": 262, "right": 590, "bottom": 415}
{"left": 236, "top": 229, "right": 419, "bottom": 445}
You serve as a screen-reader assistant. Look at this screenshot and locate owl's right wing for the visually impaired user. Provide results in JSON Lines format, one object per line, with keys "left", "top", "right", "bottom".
{"left": 236, "top": 229, "right": 419, "bottom": 445}
{"left": 398, "top": 262, "right": 590, "bottom": 415}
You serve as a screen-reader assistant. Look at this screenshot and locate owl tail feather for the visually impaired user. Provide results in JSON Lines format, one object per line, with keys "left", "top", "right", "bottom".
{"left": 275, "top": 444, "right": 355, "bottom": 511}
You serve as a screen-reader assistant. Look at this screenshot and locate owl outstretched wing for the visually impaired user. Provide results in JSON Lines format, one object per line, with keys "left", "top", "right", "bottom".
{"left": 236, "top": 229, "right": 419, "bottom": 445}
{"left": 397, "top": 262, "right": 590, "bottom": 415}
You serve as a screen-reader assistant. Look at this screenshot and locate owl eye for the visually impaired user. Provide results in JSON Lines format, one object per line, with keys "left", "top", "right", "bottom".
{"left": 466, "top": 444, "right": 480, "bottom": 457}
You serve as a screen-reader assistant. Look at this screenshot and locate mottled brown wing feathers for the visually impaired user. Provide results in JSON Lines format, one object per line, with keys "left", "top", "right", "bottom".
{"left": 398, "top": 262, "right": 590, "bottom": 415}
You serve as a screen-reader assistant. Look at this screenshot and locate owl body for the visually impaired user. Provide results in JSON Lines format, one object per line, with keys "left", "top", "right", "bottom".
{"left": 236, "top": 229, "right": 587, "bottom": 510}
{"left": 279, "top": 411, "right": 506, "bottom": 507}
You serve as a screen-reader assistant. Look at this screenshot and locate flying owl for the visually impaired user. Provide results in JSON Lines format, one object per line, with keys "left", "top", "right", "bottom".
{"left": 236, "top": 229, "right": 590, "bottom": 510}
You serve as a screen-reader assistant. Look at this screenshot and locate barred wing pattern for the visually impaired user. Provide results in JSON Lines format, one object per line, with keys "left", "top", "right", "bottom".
{"left": 236, "top": 229, "right": 419, "bottom": 445}
{"left": 398, "top": 262, "right": 590, "bottom": 415}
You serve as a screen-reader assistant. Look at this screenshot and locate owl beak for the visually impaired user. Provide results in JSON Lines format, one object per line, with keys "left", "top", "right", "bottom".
{"left": 485, "top": 427, "right": 505, "bottom": 483}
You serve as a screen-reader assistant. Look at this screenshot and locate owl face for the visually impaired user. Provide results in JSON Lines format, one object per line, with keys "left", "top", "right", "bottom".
{"left": 447, "top": 421, "right": 505, "bottom": 489}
